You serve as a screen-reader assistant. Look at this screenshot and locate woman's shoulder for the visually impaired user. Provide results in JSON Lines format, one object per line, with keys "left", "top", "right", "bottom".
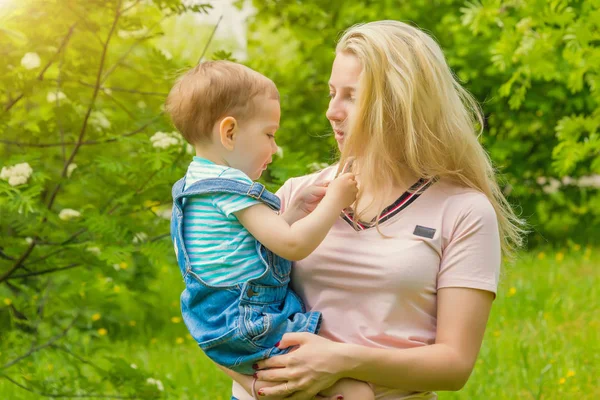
{"left": 427, "top": 178, "right": 497, "bottom": 219}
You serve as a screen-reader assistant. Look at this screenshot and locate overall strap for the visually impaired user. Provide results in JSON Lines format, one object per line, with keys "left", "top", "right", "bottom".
{"left": 171, "top": 177, "right": 281, "bottom": 213}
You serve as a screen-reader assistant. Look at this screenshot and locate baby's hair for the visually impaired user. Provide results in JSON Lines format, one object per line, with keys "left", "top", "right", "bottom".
{"left": 165, "top": 60, "right": 279, "bottom": 145}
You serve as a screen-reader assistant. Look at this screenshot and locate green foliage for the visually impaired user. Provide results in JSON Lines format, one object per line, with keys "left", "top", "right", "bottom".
{"left": 1, "top": 248, "right": 595, "bottom": 399}
{"left": 246, "top": 0, "right": 600, "bottom": 245}
{"left": 0, "top": 0, "right": 209, "bottom": 396}
{"left": 1, "top": 0, "right": 599, "bottom": 397}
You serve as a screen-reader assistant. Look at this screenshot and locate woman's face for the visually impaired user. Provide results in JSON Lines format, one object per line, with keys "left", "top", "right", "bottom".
{"left": 327, "top": 51, "right": 362, "bottom": 151}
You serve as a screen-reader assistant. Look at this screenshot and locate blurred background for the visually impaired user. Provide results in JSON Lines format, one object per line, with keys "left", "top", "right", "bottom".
{"left": 0, "top": 0, "right": 598, "bottom": 398}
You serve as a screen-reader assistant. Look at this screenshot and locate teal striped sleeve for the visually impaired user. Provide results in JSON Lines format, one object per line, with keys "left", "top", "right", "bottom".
{"left": 212, "top": 168, "right": 260, "bottom": 217}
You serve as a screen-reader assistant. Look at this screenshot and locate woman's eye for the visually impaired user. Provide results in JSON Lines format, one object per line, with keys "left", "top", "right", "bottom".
{"left": 328, "top": 92, "right": 335, "bottom": 99}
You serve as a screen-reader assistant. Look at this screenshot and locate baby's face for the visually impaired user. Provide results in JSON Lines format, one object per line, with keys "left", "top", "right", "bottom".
{"left": 230, "top": 96, "right": 280, "bottom": 180}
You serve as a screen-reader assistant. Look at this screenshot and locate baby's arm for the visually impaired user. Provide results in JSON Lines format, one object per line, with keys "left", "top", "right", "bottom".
{"left": 235, "top": 173, "right": 356, "bottom": 261}
{"left": 319, "top": 378, "right": 375, "bottom": 400}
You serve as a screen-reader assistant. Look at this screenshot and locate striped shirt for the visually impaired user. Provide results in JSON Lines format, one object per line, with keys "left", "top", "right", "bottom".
{"left": 182, "top": 157, "right": 263, "bottom": 286}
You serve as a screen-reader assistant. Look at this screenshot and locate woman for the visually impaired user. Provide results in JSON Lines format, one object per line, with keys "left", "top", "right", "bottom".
{"left": 224, "top": 20, "right": 524, "bottom": 399}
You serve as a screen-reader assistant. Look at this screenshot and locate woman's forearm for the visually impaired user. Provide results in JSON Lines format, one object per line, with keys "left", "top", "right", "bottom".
{"left": 215, "top": 364, "right": 254, "bottom": 393}
{"left": 340, "top": 343, "right": 473, "bottom": 392}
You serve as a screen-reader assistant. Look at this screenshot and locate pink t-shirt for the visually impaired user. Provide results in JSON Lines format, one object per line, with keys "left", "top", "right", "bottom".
{"left": 232, "top": 166, "right": 501, "bottom": 400}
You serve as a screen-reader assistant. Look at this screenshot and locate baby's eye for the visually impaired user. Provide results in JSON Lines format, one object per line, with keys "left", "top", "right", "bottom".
{"left": 266, "top": 134, "right": 275, "bottom": 139}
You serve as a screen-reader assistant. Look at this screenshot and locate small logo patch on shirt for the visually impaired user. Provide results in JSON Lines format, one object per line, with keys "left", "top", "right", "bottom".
{"left": 413, "top": 225, "right": 436, "bottom": 239}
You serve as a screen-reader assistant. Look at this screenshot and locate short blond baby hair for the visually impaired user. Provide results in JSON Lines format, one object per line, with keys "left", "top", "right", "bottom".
{"left": 165, "top": 60, "right": 279, "bottom": 144}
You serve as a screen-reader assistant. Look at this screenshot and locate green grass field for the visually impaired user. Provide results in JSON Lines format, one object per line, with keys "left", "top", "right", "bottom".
{"left": 1, "top": 248, "right": 598, "bottom": 399}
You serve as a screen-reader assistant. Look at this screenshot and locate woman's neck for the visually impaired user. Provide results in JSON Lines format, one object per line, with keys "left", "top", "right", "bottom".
{"left": 353, "top": 169, "right": 420, "bottom": 221}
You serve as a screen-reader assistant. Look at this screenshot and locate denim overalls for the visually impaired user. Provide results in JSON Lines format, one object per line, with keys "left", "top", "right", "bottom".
{"left": 171, "top": 176, "right": 322, "bottom": 374}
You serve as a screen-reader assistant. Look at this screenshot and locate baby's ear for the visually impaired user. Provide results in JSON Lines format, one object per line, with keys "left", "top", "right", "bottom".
{"left": 218, "top": 116, "right": 238, "bottom": 150}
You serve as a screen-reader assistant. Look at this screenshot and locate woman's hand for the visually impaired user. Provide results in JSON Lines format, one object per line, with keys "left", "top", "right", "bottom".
{"left": 253, "top": 333, "right": 348, "bottom": 399}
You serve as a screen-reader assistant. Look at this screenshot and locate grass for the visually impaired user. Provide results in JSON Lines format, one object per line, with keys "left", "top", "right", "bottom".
{"left": 1, "top": 248, "right": 598, "bottom": 399}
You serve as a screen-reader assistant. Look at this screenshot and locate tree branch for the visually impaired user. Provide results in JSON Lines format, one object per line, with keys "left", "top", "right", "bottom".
{"left": 7, "top": 264, "right": 81, "bottom": 280}
{"left": 3, "top": 24, "right": 76, "bottom": 113}
{"left": 0, "top": 116, "right": 162, "bottom": 148}
{"left": 2, "top": 316, "right": 77, "bottom": 369}
{"left": 76, "top": 80, "right": 168, "bottom": 96}
{"left": 50, "top": 344, "right": 106, "bottom": 372}
{"left": 149, "top": 233, "right": 169, "bottom": 242}
{"left": 0, "top": 3, "right": 121, "bottom": 283}
{"left": 0, "top": 241, "right": 36, "bottom": 283}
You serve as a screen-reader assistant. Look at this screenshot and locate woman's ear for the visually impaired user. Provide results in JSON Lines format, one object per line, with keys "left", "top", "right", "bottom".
{"left": 218, "top": 116, "right": 238, "bottom": 151}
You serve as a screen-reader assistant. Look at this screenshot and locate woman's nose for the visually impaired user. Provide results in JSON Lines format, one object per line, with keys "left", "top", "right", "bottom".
{"left": 326, "top": 99, "right": 345, "bottom": 123}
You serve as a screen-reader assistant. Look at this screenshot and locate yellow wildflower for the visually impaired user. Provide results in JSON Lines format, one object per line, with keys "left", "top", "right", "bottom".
{"left": 92, "top": 313, "right": 101, "bottom": 321}
{"left": 537, "top": 252, "right": 546, "bottom": 260}
{"left": 129, "top": 320, "right": 136, "bottom": 327}
{"left": 171, "top": 316, "right": 181, "bottom": 323}
{"left": 559, "top": 377, "right": 566, "bottom": 384}
{"left": 555, "top": 252, "right": 564, "bottom": 262}
{"left": 176, "top": 337, "right": 184, "bottom": 344}
{"left": 98, "top": 328, "right": 108, "bottom": 336}
{"left": 508, "top": 287, "right": 517, "bottom": 297}
{"left": 119, "top": 262, "right": 128, "bottom": 270}
{"left": 114, "top": 285, "right": 121, "bottom": 293}
{"left": 567, "top": 370, "right": 575, "bottom": 378}
{"left": 144, "top": 200, "right": 160, "bottom": 208}
{"left": 3, "top": 298, "right": 11, "bottom": 306}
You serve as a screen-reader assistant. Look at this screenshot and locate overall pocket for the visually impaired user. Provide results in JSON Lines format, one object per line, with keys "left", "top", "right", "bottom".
{"left": 239, "top": 303, "right": 273, "bottom": 349}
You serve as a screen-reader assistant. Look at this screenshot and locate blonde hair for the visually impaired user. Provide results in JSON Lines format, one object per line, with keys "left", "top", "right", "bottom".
{"left": 165, "top": 60, "right": 279, "bottom": 144}
{"left": 336, "top": 20, "right": 525, "bottom": 259}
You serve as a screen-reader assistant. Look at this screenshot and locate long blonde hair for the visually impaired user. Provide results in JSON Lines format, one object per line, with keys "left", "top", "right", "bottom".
{"left": 336, "top": 20, "right": 525, "bottom": 259}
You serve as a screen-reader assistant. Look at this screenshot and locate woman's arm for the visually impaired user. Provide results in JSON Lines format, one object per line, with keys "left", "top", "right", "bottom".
{"left": 253, "top": 287, "right": 494, "bottom": 398}
{"left": 214, "top": 364, "right": 287, "bottom": 400}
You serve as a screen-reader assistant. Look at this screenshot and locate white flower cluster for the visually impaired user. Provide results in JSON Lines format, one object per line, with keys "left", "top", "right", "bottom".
{"left": 154, "top": 205, "right": 172, "bottom": 220}
{"left": 47, "top": 91, "right": 67, "bottom": 103}
{"left": 90, "top": 111, "right": 111, "bottom": 130}
{"left": 1, "top": 162, "right": 33, "bottom": 186}
{"left": 59, "top": 208, "right": 81, "bottom": 221}
{"left": 150, "top": 131, "right": 183, "bottom": 149}
{"left": 146, "top": 378, "right": 164, "bottom": 392}
{"left": 67, "top": 163, "right": 77, "bottom": 178}
{"left": 117, "top": 27, "right": 149, "bottom": 39}
{"left": 86, "top": 247, "right": 101, "bottom": 255}
{"left": 537, "top": 175, "right": 600, "bottom": 194}
{"left": 133, "top": 232, "right": 148, "bottom": 244}
{"left": 21, "top": 52, "right": 41, "bottom": 70}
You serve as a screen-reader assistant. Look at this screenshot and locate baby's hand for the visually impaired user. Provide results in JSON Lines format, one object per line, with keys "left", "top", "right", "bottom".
{"left": 326, "top": 172, "right": 358, "bottom": 209}
{"left": 294, "top": 181, "right": 329, "bottom": 215}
